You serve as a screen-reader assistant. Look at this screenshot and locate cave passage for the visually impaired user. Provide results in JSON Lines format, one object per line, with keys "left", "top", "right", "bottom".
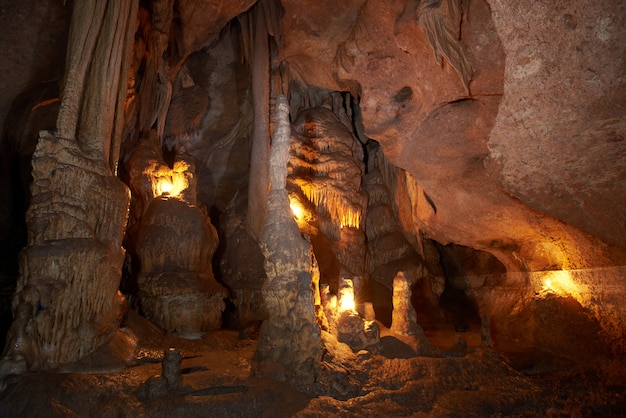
{"left": 0, "top": 0, "right": 625, "bottom": 416}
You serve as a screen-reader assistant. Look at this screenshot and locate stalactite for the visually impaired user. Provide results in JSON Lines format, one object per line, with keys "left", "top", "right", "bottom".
{"left": 247, "top": 2, "right": 271, "bottom": 239}
{"left": 109, "top": 0, "right": 139, "bottom": 173}
{"left": 78, "top": 0, "right": 138, "bottom": 163}
{"left": 419, "top": 0, "right": 472, "bottom": 93}
{"left": 56, "top": 1, "right": 108, "bottom": 141}
{"left": 137, "top": 0, "right": 174, "bottom": 135}
{"left": 261, "top": 0, "right": 283, "bottom": 46}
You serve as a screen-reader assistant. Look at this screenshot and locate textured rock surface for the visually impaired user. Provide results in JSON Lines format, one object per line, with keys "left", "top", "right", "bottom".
{"left": 4, "top": 134, "right": 130, "bottom": 368}
{"left": 135, "top": 198, "right": 227, "bottom": 336}
{"left": 485, "top": 0, "right": 626, "bottom": 249}
{"left": 390, "top": 272, "right": 421, "bottom": 336}
{"left": 1, "top": 0, "right": 136, "bottom": 370}
{"left": 0, "top": 0, "right": 625, "bottom": 408}
{"left": 254, "top": 95, "right": 322, "bottom": 388}
{"left": 288, "top": 106, "right": 368, "bottom": 291}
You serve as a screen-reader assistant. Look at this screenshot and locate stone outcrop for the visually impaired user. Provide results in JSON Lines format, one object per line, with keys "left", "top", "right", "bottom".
{"left": 3, "top": 134, "right": 130, "bottom": 369}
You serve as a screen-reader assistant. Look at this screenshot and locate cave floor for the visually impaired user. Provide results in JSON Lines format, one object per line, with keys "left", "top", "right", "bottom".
{"left": 1, "top": 313, "right": 625, "bottom": 417}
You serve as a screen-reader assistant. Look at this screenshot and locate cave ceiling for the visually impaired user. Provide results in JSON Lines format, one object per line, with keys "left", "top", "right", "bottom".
{"left": 0, "top": 0, "right": 625, "bottom": 272}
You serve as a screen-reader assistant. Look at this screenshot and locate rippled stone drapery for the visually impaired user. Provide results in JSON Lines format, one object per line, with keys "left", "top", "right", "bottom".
{"left": 1, "top": 0, "right": 137, "bottom": 372}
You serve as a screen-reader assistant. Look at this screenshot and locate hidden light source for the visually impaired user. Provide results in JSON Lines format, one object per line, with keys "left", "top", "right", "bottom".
{"left": 295, "top": 180, "right": 362, "bottom": 229}
{"left": 147, "top": 160, "right": 190, "bottom": 198}
{"left": 539, "top": 270, "right": 585, "bottom": 303}
{"left": 157, "top": 178, "right": 174, "bottom": 195}
{"left": 338, "top": 278, "right": 356, "bottom": 313}
{"left": 289, "top": 197, "right": 305, "bottom": 220}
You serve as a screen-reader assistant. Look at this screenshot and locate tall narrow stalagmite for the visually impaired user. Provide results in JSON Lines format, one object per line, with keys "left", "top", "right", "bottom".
{"left": 0, "top": 0, "right": 137, "bottom": 375}
{"left": 254, "top": 95, "right": 322, "bottom": 388}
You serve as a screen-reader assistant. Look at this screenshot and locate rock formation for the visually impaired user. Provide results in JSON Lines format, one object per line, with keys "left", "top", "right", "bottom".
{"left": 254, "top": 95, "right": 322, "bottom": 388}
{"left": 288, "top": 104, "right": 368, "bottom": 294}
{"left": 390, "top": 272, "right": 420, "bottom": 336}
{"left": 0, "top": 0, "right": 625, "bottom": 414}
{"left": 0, "top": 0, "right": 136, "bottom": 372}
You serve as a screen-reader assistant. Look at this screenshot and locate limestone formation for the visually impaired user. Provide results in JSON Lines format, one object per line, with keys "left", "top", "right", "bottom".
{"left": 126, "top": 128, "right": 227, "bottom": 337}
{"left": 336, "top": 312, "right": 380, "bottom": 352}
{"left": 135, "top": 197, "right": 227, "bottom": 337}
{"left": 254, "top": 95, "right": 322, "bottom": 387}
{"left": 390, "top": 272, "right": 421, "bottom": 336}
{"left": 1, "top": 0, "right": 136, "bottom": 371}
{"left": 288, "top": 105, "right": 368, "bottom": 293}
{"left": 0, "top": 0, "right": 625, "bottom": 414}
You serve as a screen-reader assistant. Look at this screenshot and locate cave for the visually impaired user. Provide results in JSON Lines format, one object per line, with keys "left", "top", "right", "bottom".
{"left": 0, "top": 0, "right": 625, "bottom": 416}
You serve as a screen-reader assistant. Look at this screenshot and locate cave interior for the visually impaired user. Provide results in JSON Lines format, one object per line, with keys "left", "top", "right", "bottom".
{"left": 0, "top": 0, "right": 625, "bottom": 416}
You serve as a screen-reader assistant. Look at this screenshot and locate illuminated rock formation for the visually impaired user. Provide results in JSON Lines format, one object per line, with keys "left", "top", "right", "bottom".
{"left": 390, "top": 272, "right": 420, "bottom": 336}
{"left": 0, "top": 0, "right": 625, "bottom": 414}
{"left": 287, "top": 105, "right": 368, "bottom": 295}
{"left": 126, "top": 130, "right": 226, "bottom": 336}
{"left": 135, "top": 194, "right": 227, "bottom": 337}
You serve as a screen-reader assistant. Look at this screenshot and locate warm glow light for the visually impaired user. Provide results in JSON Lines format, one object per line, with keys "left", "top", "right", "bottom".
{"left": 540, "top": 270, "right": 583, "bottom": 302}
{"left": 289, "top": 198, "right": 305, "bottom": 219}
{"left": 147, "top": 160, "right": 190, "bottom": 198}
{"left": 159, "top": 179, "right": 173, "bottom": 194}
{"left": 340, "top": 208, "right": 361, "bottom": 229}
{"left": 295, "top": 180, "right": 361, "bottom": 229}
{"left": 338, "top": 279, "right": 356, "bottom": 313}
{"left": 339, "top": 291, "right": 355, "bottom": 312}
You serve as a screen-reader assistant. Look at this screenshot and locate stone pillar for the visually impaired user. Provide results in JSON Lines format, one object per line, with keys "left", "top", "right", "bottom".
{"left": 390, "top": 271, "right": 421, "bottom": 336}
{"left": 1, "top": 0, "right": 137, "bottom": 372}
{"left": 254, "top": 95, "right": 322, "bottom": 388}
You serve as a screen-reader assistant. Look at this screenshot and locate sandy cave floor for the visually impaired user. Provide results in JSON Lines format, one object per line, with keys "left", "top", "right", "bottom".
{"left": 0, "top": 312, "right": 625, "bottom": 417}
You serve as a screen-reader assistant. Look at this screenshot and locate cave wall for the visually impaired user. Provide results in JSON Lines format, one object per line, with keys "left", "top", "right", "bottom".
{"left": 0, "top": 0, "right": 625, "bottom": 375}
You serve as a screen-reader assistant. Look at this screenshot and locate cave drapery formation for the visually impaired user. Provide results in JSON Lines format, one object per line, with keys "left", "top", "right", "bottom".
{"left": 0, "top": 0, "right": 625, "bottom": 414}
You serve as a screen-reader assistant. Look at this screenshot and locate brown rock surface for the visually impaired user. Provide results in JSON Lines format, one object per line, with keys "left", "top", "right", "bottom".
{"left": 485, "top": 0, "right": 626, "bottom": 250}
{"left": 0, "top": 0, "right": 625, "bottom": 413}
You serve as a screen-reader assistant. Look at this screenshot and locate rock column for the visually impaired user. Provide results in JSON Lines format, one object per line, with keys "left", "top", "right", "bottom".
{"left": 254, "top": 95, "right": 322, "bottom": 389}
{"left": 390, "top": 271, "right": 421, "bottom": 336}
{"left": 1, "top": 0, "right": 138, "bottom": 370}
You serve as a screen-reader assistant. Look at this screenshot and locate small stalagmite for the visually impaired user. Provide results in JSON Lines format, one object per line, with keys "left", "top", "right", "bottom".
{"left": 390, "top": 271, "right": 421, "bottom": 336}
{"left": 335, "top": 278, "right": 380, "bottom": 351}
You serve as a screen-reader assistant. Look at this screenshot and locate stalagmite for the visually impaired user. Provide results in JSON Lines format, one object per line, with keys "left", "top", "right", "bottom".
{"left": 254, "top": 95, "right": 322, "bottom": 388}
{"left": 1, "top": 0, "right": 137, "bottom": 372}
{"left": 390, "top": 271, "right": 421, "bottom": 336}
{"left": 135, "top": 195, "right": 227, "bottom": 337}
